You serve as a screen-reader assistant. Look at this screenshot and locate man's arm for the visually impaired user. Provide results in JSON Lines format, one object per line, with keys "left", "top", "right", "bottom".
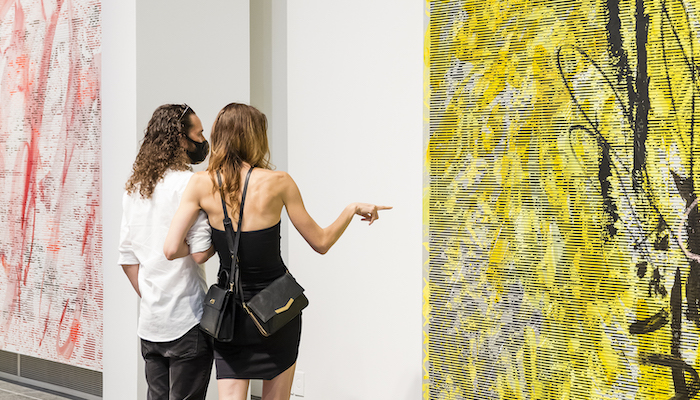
{"left": 122, "top": 264, "right": 140, "bottom": 297}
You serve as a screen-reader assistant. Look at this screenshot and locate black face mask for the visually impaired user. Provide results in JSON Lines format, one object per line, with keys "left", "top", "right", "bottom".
{"left": 185, "top": 136, "right": 209, "bottom": 164}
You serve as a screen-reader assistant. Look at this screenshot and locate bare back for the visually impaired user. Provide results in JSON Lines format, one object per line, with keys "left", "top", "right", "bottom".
{"left": 166, "top": 157, "right": 388, "bottom": 260}
{"left": 194, "top": 167, "right": 287, "bottom": 232}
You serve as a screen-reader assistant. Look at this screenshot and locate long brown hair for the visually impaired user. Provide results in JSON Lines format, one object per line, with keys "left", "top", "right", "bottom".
{"left": 125, "top": 104, "right": 194, "bottom": 198}
{"left": 207, "top": 103, "right": 271, "bottom": 210}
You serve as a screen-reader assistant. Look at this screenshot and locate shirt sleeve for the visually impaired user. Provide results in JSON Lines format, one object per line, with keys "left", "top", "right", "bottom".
{"left": 117, "top": 193, "right": 140, "bottom": 265}
{"left": 186, "top": 210, "right": 212, "bottom": 254}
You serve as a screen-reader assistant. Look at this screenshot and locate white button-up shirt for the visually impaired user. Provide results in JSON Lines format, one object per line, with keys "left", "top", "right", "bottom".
{"left": 118, "top": 170, "right": 211, "bottom": 342}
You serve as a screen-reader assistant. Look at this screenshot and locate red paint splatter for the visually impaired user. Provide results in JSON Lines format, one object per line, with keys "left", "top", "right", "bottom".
{"left": 1, "top": 0, "right": 103, "bottom": 370}
{"left": 56, "top": 299, "right": 81, "bottom": 359}
{"left": 38, "top": 301, "right": 52, "bottom": 348}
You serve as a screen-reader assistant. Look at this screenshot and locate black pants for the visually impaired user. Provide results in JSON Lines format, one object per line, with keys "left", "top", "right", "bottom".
{"left": 141, "top": 325, "right": 213, "bottom": 400}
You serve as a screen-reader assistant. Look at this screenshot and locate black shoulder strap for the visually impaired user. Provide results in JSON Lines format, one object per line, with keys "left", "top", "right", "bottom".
{"left": 216, "top": 167, "right": 254, "bottom": 292}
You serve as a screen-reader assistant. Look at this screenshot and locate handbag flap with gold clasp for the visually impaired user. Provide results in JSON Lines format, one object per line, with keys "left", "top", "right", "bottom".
{"left": 203, "top": 285, "right": 229, "bottom": 312}
{"left": 246, "top": 273, "right": 305, "bottom": 323}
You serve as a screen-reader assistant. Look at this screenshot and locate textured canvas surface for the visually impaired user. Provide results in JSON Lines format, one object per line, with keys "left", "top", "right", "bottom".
{"left": 0, "top": 0, "right": 102, "bottom": 371}
{"left": 426, "top": 0, "right": 700, "bottom": 398}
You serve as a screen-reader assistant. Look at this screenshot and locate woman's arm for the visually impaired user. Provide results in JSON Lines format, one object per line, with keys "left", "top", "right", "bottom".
{"left": 164, "top": 174, "right": 206, "bottom": 260}
{"left": 192, "top": 245, "right": 216, "bottom": 264}
{"left": 280, "top": 172, "right": 391, "bottom": 254}
{"left": 164, "top": 237, "right": 190, "bottom": 260}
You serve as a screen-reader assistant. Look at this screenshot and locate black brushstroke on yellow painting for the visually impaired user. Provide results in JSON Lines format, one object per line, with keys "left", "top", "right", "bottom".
{"left": 555, "top": 0, "right": 700, "bottom": 397}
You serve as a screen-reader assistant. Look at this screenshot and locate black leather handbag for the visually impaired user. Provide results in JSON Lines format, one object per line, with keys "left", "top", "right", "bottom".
{"left": 200, "top": 270, "right": 235, "bottom": 341}
{"left": 241, "top": 271, "right": 309, "bottom": 337}
{"left": 199, "top": 168, "right": 253, "bottom": 341}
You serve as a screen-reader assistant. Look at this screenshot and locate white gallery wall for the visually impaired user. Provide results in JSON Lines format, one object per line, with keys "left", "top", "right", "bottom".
{"left": 103, "top": 1, "right": 249, "bottom": 398}
{"left": 102, "top": 0, "right": 139, "bottom": 397}
{"left": 103, "top": 1, "right": 423, "bottom": 399}
{"left": 285, "top": 2, "right": 424, "bottom": 399}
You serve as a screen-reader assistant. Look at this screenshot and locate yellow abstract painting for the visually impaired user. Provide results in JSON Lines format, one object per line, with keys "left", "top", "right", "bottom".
{"left": 426, "top": 0, "right": 700, "bottom": 398}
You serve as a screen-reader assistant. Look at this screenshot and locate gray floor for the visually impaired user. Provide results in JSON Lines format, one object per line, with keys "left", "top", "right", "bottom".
{"left": 0, "top": 379, "right": 73, "bottom": 400}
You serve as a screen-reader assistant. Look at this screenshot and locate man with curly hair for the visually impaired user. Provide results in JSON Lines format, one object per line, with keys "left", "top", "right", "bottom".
{"left": 118, "top": 104, "right": 215, "bottom": 400}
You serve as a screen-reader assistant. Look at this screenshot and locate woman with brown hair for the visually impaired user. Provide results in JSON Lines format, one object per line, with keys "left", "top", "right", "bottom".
{"left": 164, "top": 102, "right": 390, "bottom": 400}
{"left": 119, "top": 104, "right": 215, "bottom": 400}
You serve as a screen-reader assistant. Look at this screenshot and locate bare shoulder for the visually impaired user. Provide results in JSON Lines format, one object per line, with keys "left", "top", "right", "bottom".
{"left": 256, "top": 169, "right": 291, "bottom": 184}
{"left": 255, "top": 169, "right": 294, "bottom": 195}
{"left": 188, "top": 171, "right": 214, "bottom": 191}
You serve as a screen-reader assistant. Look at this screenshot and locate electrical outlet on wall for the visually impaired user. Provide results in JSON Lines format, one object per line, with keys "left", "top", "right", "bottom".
{"left": 291, "top": 371, "right": 305, "bottom": 397}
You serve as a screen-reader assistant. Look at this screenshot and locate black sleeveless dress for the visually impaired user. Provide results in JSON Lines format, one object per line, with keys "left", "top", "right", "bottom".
{"left": 211, "top": 222, "right": 302, "bottom": 380}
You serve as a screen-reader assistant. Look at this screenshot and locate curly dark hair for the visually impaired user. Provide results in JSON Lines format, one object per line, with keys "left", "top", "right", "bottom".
{"left": 125, "top": 104, "right": 195, "bottom": 198}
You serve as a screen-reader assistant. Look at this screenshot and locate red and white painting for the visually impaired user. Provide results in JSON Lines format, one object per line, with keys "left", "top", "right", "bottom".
{"left": 0, "top": 0, "right": 102, "bottom": 371}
